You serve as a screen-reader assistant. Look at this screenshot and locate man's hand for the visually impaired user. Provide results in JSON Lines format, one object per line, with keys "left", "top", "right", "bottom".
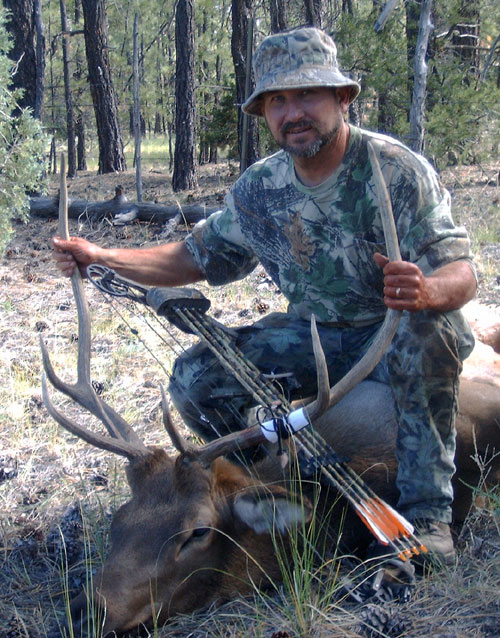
{"left": 52, "top": 236, "right": 103, "bottom": 278}
{"left": 374, "top": 252, "right": 477, "bottom": 313}
{"left": 374, "top": 252, "right": 430, "bottom": 311}
{"left": 52, "top": 236, "right": 205, "bottom": 288}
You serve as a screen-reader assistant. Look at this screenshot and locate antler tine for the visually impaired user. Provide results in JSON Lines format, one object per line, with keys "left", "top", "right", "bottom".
{"left": 299, "top": 315, "right": 331, "bottom": 422}
{"left": 42, "top": 374, "right": 148, "bottom": 460}
{"left": 184, "top": 315, "right": 329, "bottom": 466}
{"left": 160, "top": 385, "right": 191, "bottom": 454}
{"left": 305, "top": 141, "right": 402, "bottom": 422}
{"left": 194, "top": 424, "right": 266, "bottom": 468}
{"left": 40, "top": 335, "right": 148, "bottom": 455}
{"left": 304, "top": 310, "right": 400, "bottom": 422}
{"left": 41, "top": 153, "right": 149, "bottom": 457}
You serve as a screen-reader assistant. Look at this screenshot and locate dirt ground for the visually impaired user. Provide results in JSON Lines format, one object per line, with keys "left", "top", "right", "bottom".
{"left": 0, "top": 161, "right": 499, "bottom": 637}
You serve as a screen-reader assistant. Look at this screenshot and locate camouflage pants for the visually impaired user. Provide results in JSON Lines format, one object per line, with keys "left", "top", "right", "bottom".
{"left": 169, "top": 310, "right": 474, "bottom": 523}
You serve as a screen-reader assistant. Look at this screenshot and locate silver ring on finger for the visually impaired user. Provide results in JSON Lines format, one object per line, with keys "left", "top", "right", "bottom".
{"left": 396, "top": 287, "right": 401, "bottom": 297}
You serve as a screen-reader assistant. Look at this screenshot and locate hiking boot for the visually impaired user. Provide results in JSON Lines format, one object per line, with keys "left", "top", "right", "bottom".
{"left": 413, "top": 519, "right": 456, "bottom": 567}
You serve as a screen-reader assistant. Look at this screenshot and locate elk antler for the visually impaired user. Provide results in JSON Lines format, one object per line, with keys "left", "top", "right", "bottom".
{"left": 160, "top": 385, "right": 191, "bottom": 454}
{"left": 41, "top": 154, "right": 151, "bottom": 462}
{"left": 192, "top": 141, "right": 402, "bottom": 465}
{"left": 303, "top": 141, "right": 402, "bottom": 421}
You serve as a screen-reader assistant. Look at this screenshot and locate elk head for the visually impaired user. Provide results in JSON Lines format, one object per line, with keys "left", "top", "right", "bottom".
{"left": 61, "top": 446, "right": 315, "bottom": 634}
{"left": 41, "top": 281, "right": 315, "bottom": 634}
{"left": 42, "top": 325, "right": 317, "bottom": 634}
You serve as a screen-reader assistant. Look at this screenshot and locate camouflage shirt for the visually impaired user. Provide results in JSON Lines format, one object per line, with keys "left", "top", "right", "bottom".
{"left": 185, "top": 125, "right": 474, "bottom": 325}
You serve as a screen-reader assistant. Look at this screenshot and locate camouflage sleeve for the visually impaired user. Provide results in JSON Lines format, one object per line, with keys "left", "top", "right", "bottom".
{"left": 388, "top": 151, "right": 475, "bottom": 278}
{"left": 184, "top": 186, "right": 259, "bottom": 286}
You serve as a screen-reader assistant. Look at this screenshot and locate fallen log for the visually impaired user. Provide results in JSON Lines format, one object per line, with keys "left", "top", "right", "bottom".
{"left": 29, "top": 190, "right": 219, "bottom": 226}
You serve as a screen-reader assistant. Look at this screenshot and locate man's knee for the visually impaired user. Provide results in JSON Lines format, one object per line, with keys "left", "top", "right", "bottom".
{"left": 389, "top": 310, "right": 471, "bottom": 378}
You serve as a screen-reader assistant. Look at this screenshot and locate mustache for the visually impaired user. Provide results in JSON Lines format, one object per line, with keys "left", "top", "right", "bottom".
{"left": 280, "top": 120, "right": 317, "bottom": 135}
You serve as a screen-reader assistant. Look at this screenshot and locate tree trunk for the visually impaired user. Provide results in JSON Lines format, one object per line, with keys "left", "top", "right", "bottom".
{"left": 209, "top": 53, "right": 222, "bottom": 164}
{"left": 168, "top": 118, "right": 174, "bottom": 172}
{"left": 172, "top": 0, "right": 197, "bottom": 192}
{"left": 198, "top": 9, "right": 209, "bottom": 166}
{"left": 154, "top": 42, "right": 165, "bottom": 135}
{"left": 73, "top": 8, "right": 86, "bottom": 172}
{"left": 343, "top": 0, "right": 359, "bottom": 124}
{"left": 49, "top": 136, "right": 57, "bottom": 174}
{"left": 30, "top": 194, "right": 218, "bottom": 225}
{"left": 81, "top": 0, "right": 126, "bottom": 174}
{"left": 374, "top": 0, "right": 399, "bottom": 33}
{"left": 342, "top": 0, "right": 354, "bottom": 14}
{"left": 451, "top": 0, "right": 480, "bottom": 80}
{"left": 60, "top": 0, "right": 76, "bottom": 177}
{"left": 304, "top": 0, "right": 324, "bottom": 27}
{"left": 76, "top": 114, "right": 87, "bottom": 171}
{"left": 4, "top": 0, "right": 45, "bottom": 117}
{"left": 405, "top": 0, "right": 421, "bottom": 115}
{"left": 154, "top": 112, "right": 164, "bottom": 134}
{"left": 74, "top": 0, "right": 82, "bottom": 23}
{"left": 33, "top": 0, "right": 45, "bottom": 119}
{"left": 231, "top": 0, "right": 259, "bottom": 172}
{"left": 133, "top": 14, "right": 143, "bottom": 202}
{"left": 377, "top": 93, "right": 396, "bottom": 135}
{"left": 374, "top": 0, "right": 395, "bottom": 135}
{"left": 269, "top": 0, "right": 287, "bottom": 32}
{"left": 408, "top": 0, "right": 433, "bottom": 154}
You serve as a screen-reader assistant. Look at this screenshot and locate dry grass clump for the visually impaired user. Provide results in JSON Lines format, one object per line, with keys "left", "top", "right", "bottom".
{"left": 404, "top": 507, "right": 500, "bottom": 637}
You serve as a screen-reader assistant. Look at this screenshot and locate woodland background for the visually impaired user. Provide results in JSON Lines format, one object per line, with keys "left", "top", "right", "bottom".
{"left": 1, "top": 0, "right": 500, "bottom": 247}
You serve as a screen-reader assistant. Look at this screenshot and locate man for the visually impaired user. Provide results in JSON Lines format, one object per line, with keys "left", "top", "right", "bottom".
{"left": 53, "top": 27, "right": 477, "bottom": 564}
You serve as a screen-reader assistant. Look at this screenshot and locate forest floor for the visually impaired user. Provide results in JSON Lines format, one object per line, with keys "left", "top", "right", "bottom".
{"left": 0, "top": 161, "right": 499, "bottom": 637}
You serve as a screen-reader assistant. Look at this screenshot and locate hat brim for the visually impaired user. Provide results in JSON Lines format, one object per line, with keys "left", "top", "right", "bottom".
{"left": 242, "top": 73, "right": 361, "bottom": 116}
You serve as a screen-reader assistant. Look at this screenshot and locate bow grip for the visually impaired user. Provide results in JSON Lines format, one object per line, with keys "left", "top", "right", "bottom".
{"left": 146, "top": 287, "right": 211, "bottom": 333}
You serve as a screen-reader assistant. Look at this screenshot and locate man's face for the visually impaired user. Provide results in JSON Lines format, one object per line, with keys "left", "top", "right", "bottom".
{"left": 262, "top": 87, "right": 350, "bottom": 158}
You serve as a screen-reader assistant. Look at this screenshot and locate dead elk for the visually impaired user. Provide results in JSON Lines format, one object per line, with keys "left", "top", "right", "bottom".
{"left": 41, "top": 308, "right": 500, "bottom": 637}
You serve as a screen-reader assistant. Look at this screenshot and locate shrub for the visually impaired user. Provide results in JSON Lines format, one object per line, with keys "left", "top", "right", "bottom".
{"left": 0, "top": 8, "right": 47, "bottom": 255}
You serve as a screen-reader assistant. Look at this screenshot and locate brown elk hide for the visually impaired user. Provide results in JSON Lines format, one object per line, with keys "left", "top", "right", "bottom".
{"left": 76, "top": 449, "right": 314, "bottom": 634}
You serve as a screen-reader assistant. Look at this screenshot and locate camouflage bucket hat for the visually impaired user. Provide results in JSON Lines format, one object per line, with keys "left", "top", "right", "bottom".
{"left": 242, "top": 27, "right": 360, "bottom": 117}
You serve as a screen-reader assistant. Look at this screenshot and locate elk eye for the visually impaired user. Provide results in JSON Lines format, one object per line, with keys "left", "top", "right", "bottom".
{"left": 192, "top": 526, "right": 210, "bottom": 538}
{"left": 179, "top": 526, "right": 211, "bottom": 553}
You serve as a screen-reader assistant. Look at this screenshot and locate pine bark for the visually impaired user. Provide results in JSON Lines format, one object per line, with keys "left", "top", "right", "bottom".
{"left": 408, "top": 0, "right": 433, "bottom": 153}
{"left": 231, "top": 0, "right": 260, "bottom": 172}
{"left": 452, "top": 0, "right": 481, "bottom": 79}
{"left": 269, "top": 0, "right": 287, "bottom": 32}
{"left": 76, "top": 114, "right": 87, "bottom": 171}
{"left": 406, "top": 0, "right": 421, "bottom": 101}
{"left": 172, "top": 0, "right": 198, "bottom": 192}
{"left": 4, "top": 0, "right": 45, "bottom": 117}
{"left": 60, "top": 0, "right": 76, "bottom": 177}
{"left": 304, "top": 0, "right": 324, "bottom": 27}
{"left": 81, "top": 0, "right": 126, "bottom": 174}
{"left": 375, "top": 0, "right": 396, "bottom": 134}
{"left": 33, "top": 0, "right": 45, "bottom": 118}
{"left": 133, "top": 13, "right": 143, "bottom": 202}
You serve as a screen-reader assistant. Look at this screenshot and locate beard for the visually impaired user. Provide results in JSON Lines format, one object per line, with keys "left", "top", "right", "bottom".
{"left": 278, "top": 119, "right": 340, "bottom": 158}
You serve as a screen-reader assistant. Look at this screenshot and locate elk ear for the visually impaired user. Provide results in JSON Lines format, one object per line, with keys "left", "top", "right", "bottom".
{"left": 232, "top": 487, "right": 313, "bottom": 535}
